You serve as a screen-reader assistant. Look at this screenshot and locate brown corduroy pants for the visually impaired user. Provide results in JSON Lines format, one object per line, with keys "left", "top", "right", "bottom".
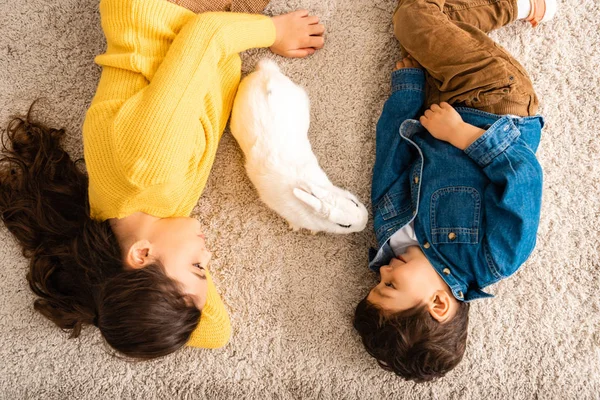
{"left": 167, "top": 0, "right": 270, "bottom": 14}
{"left": 394, "top": 0, "right": 538, "bottom": 116}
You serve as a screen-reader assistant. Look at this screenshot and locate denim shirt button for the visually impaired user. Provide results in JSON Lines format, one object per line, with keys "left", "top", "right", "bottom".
{"left": 457, "top": 291, "right": 464, "bottom": 299}
{"left": 423, "top": 242, "right": 431, "bottom": 249}
{"left": 448, "top": 232, "right": 457, "bottom": 241}
{"left": 413, "top": 176, "right": 419, "bottom": 184}
{"left": 443, "top": 268, "right": 451, "bottom": 275}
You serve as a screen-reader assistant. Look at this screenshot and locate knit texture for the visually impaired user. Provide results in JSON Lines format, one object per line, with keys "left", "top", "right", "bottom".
{"left": 167, "top": 0, "right": 271, "bottom": 14}
{"left": 187, "top": 270, "right": 232, "bottom": 348}
{"left": 82, "top": 0, "right": 275, "bottom": 349}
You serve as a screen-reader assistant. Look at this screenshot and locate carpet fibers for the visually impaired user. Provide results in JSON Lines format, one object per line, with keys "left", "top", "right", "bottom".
{"left": 0, "top": 0, "right": 599, "bottom": 398}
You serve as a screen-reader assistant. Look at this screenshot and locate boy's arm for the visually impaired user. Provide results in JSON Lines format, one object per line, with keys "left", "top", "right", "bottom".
{"left": 372, "top": 68, "right": 425, "bottom": 206}
{"left": 465, "top": 117, "right": 543, "bottom": 277}
{"left": 420, "top": 103, "right": 542, "bottom": 276}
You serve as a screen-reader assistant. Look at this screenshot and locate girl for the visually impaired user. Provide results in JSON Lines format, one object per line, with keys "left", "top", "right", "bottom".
{"left": 0, "top": 0, "right": 325, "bottom": 359}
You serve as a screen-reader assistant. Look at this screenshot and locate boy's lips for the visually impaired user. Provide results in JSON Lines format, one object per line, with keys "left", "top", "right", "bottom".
{"left": 397, "top": 255, "right": 407, "bottom": 263}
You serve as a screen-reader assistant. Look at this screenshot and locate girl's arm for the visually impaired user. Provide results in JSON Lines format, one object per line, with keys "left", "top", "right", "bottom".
{"left": 102, "top": 8, "right": 323, "bottom": 187}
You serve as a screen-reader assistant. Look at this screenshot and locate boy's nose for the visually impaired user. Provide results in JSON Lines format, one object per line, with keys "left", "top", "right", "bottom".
{"left": 381, "top": 264, "right": 393, "bottom": 275}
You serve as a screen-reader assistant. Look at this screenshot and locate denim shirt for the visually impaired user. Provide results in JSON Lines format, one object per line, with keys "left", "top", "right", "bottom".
{"left": 368, "top": 68, "right": 544, "bottom": 302}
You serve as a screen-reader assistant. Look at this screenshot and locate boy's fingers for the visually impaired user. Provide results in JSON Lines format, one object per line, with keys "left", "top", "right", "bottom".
{"left": 424, "top": 109, "right": 433, "bottom": 118}
{"left": 440, "top": 102, "right": 452, "bottom": 109}
{"left": 310, "top": 23, "right": 325, "bottom": 35}
{"left": 430, "top": 104, "right": 441, "bottom": 111}
{"left": 419, "top": 116, "right": 428, "bottom": 126}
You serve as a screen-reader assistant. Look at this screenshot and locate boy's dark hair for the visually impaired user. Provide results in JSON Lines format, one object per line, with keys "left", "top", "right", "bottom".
{"left": 0, "top": 108, "right": 200, "bottom": 359}
{"left": 353, "top": 296, "right": 470, "bottom": 382}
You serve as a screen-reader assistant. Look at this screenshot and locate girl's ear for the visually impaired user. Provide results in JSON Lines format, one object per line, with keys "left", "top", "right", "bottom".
{"left": 428, "top": 290, "right": 457, "bottom": 323}
{"left": 126, "top": 239, "right": 152, "bottom": 269}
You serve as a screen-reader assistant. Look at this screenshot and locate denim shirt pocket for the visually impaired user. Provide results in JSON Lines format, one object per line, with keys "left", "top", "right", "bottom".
{"left": 430, "top": 187, "right": 481, "bottom": 244}
{"left": 376, "top": 190, "right": 412, "bottom": 221}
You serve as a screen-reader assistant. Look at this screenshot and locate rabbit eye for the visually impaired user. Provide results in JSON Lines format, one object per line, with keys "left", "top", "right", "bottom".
{"left": 337, "top": 223, "right": 352, "bottom": 228}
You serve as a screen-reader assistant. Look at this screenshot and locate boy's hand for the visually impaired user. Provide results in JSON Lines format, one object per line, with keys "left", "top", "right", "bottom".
{"left": 419, "top": 103, "right": 486, "bottom": 150}
{"left": 270, "top": 10, "right": 325, "bottom": 58}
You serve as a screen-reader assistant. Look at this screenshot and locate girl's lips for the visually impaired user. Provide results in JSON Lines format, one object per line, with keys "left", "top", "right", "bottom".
{"left": 397, "top": 255, "right": 407, "bottom": 263}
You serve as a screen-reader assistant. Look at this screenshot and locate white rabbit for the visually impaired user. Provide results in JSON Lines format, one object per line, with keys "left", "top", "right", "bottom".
{"left": 230, "top": 59, "right": 368, "bottom": 234}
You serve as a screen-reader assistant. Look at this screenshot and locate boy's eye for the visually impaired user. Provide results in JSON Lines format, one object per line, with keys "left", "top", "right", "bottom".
{"left": 384, "top": 282, "right": 394, "bottom": 289}
{"left": 193, "top": 263, "right": 204, "bottom": 270}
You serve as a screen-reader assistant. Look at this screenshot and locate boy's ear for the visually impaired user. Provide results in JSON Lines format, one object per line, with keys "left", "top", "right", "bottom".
{"left": 428, "top": 290, "right": 457, "bottom": 323}
{"left": 126, "top": 239, "right": 152, "bottom": 269}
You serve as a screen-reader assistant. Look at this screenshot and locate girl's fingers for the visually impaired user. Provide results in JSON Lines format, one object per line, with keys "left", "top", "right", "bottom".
{"left": 287, "top": 48, "right": 316, "bottom": 58}
{"left": 440, "top": 102, "right": 452, "bottom": 109}
{"left": 419, "top": 116, "right": 428, "bottom": 126}
{"left": 310, "top": 23, "right": 325, "bottom": 35}
{"left": 308, "top": 36, "right": 325, "bottom": 49}
{"left": 424, "top": 109, "right": 433, "bottom": 118}
{"left": 306, "top": 15, "right": 320, "bottom": 24}
{"left": 293, "top": 9, "right": 310, "bottom": 17}
{"left": 430, "top": 104, "right": 442, "bottom": 111}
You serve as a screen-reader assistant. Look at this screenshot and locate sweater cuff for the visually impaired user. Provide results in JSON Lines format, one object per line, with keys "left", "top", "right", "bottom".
{"left": 205, "top": 12, "right": 276, "bottom": 53}
{"left": 187, "top": 270, "right": 231, "bottom": 349}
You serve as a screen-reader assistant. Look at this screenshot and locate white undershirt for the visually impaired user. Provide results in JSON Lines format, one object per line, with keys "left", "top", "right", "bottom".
{"left": 389, "top": 221, "right": 419, "bottom": 256}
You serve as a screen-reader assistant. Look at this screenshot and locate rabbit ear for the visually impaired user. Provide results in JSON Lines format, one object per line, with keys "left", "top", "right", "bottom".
{"left": 306, "top": 183, "right": 331, "bottom": 201}
{"left": 293, "top": 188, "right": 329, "bottom": 217}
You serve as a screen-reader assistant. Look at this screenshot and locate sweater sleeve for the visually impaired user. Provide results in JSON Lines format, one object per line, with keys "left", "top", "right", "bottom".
{"left": 100, "top": 5, "right": 276, "bottom": 186}
{"left": 187, "top": 271, "right": 231, "bottom": 349}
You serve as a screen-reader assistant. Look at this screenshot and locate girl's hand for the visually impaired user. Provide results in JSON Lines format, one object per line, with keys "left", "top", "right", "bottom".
{"left": 419, "top": 103, "right": 486, "bottom": 150}
{"left": 270, "top": 10, "right": 325, "bottom": 58}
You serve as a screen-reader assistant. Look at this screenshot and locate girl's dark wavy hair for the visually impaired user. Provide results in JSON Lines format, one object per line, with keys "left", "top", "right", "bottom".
{"left": 0, "top": 107, "right": 200, "bottom": 359}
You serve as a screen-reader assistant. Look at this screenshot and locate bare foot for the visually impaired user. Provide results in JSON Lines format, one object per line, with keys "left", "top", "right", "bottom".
{"left": 270, "top": 10, "right": 325, "bottom": 58}
{"left": 394, "top": 55, "right": 422, "bottom": 71}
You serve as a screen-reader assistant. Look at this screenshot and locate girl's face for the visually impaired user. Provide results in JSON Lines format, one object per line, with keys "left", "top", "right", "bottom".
{"left": 146, "top": 217, "right": 211, "bottom": 310}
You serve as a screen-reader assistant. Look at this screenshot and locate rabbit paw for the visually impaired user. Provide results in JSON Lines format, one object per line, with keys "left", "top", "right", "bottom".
{"left": 288, "top": 222, "right": 300, "bottom": 232}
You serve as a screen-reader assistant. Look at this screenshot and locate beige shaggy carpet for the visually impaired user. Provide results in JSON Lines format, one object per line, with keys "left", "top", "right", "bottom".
{"left": 1, "top": 0, "right": 599, "bottom": 398}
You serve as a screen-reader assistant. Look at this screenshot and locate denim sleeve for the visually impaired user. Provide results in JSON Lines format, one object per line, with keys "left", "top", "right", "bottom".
{"left": 464, "top": 117, "right": 543, "bottom": 278}
{"left": 371, "top": 69, "right": 425, "bottom": 206}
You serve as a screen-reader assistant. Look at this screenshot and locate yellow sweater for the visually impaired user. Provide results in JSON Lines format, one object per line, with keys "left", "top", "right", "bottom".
{"left": 82, "top": 0, "right": 276, "bottom": 348}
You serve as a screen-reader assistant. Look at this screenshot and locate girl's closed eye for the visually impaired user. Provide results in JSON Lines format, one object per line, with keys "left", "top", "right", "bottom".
{"left": 193, "top": 263, "right": 204, "bottom": 270}
{"left": 385, "top": 282, "right": 394, "bottom": 289}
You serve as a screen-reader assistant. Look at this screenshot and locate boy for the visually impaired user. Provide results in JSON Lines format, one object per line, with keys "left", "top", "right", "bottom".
{"left": 354, "top": 0, "right": 556, "bottom": 382}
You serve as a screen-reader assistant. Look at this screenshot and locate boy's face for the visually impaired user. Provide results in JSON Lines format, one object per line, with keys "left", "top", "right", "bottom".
{"left": 367, "top": 246, "right": 457, "bottom": 316}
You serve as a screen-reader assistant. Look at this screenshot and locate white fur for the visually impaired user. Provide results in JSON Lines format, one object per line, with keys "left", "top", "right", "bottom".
{"left": 230, "top": 59, "right": 368, "bottom": 234}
